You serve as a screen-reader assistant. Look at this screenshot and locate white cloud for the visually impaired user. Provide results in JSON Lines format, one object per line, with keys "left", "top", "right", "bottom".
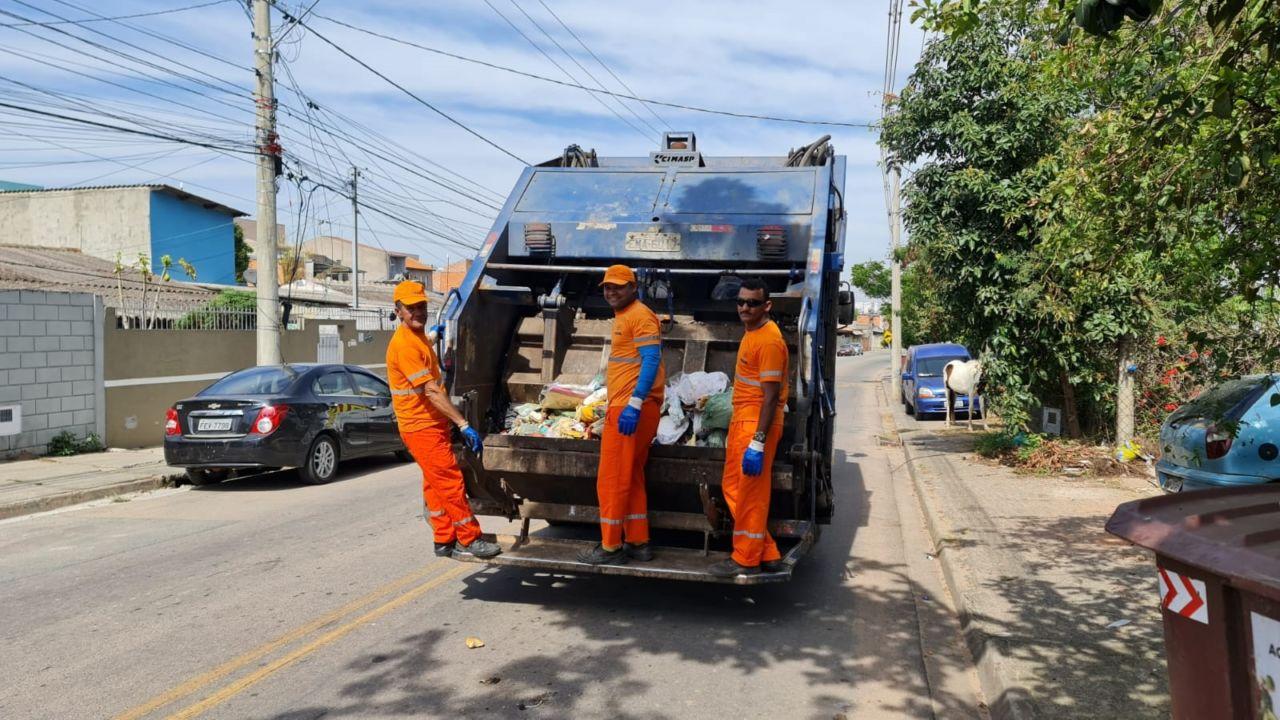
{"left": 0, "top": 0, "right": 925, "bottom": 266}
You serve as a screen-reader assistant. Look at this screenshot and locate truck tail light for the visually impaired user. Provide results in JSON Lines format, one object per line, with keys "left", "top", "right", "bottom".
{"left": 1206, "top": 425, "right": 1233, "bottom": 460}
{"left": 165, "top": 407, "right": 181, "bottom": 436}
{"left": 524, "top": 223, "right": 554, "bottom": 255}
{"left": 757, "top": 225, "right": 788, "bottom": 259}
{"left": 250, "top": 405, "right": 288, "bottom": 436}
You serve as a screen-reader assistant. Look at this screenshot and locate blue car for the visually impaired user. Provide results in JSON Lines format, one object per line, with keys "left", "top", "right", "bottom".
{"left": 1157, "top": 374, "right": 1280, "bottom": 493}
{"left": 901, "top": 343, "right": 982, "bottom": 418}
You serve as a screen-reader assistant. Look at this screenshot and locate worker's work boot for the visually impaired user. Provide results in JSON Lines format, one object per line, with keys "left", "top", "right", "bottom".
{"left": 761, "top": 559, "right": 786, "bottom": 573}
{"left": 624, "top": 542, "right": 654, "bottom": 562}
{"left": 577, "top": 543, "right": 628, "bottom": 565}
{"left": 453, "top": 538, "right": 502, "bottom": 559}
{"left": 433, "top": 542, "right": 455, "bottom": 558}
{"left": 708, "top": 558, "right": 760, "bottom": 578}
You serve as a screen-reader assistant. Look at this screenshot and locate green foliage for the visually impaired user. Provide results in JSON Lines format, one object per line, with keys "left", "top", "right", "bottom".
{"left": 975, "top": 431, "right": 1018, "bottom": 457}
{"left": 176, "top": 290, "right": 257, "bottom": 330}
{"left": 234, "top": 223, "right": 248, "bottom": 284}
{"left": 47, "top": 431, "right": 104, "bottom": 457}
{"left": 884, "top": 0, "right": 1280, "bottom": 440}
{"left": 849, "top": 260, "right": 891, "bottom": 300}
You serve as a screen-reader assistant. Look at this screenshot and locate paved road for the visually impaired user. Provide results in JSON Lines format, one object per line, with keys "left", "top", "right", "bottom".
{"left": 0, "top": 352, "right": 984, "bottom": 720}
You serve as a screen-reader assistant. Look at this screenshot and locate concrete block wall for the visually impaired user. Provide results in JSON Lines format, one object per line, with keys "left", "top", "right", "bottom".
{"left": 0, "top": 290, "right": 103, "bottom": 458}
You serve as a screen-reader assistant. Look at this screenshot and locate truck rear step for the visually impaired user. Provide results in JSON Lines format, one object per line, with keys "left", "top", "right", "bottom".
{"left": 454, "top": 522, "right": 814, "bottom": 585}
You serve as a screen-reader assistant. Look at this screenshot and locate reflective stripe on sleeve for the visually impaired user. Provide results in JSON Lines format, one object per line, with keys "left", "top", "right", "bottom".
{"left": 390, "top": 388, "right": 416, "bottom": 395}
{"left": 633, "top": 335, "right": 660, "bottom": 344}
{"left": 737, "top": 376, "right": 762, "bottom": 387}
{"left": 408, "top": 369, "right": 433, "bottom": 382}
{"left": 760, "top": 370, "right": 783, "bottom": 378}
{"left": 733, "top": 529, "right": 766, "bottom": 539}
{"left": 608, "top": 356, "right": 641, "bottom": 365}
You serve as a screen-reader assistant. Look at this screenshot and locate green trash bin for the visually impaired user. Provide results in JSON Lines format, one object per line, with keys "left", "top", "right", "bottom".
{"left": 1107, "top": 485, "right": 1280, "bottom": 720}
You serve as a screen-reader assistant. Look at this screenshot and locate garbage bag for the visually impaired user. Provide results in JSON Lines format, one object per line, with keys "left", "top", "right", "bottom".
{"left": 701, "top": 389, "right": 734, "bottom": 432}
{"left": 703, "top": 430, "right": 727, "bottom": 448}
{"left": 541, "top": 382, "right": 594, "bottom": 410}
{"left": 656, "top": 414, "right": 689, "bottom": 445}
{"left": 673, "top": 371, "right": 729, "bottom": 407}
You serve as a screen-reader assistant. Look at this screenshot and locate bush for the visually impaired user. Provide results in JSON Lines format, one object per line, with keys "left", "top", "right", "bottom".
{"left": 176, "top": 290, "right": 257, "bottom": 330}
{"left": 47, "top": 431, "right": 105, "bottom": 457}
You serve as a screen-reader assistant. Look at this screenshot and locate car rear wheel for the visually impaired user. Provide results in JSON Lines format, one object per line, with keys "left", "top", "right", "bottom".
{"left": 186, "top": 468, "right": 229, "bottom": 486}
{"left": 905, "top": 401, "right": 915, "bottom": 416}
{"left": 300, "top": 435, "right": 339, "bottom": 485}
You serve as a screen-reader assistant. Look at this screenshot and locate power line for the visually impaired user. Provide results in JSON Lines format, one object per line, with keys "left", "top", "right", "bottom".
{"left": 0, "top": 0, "right": 233, "bottom": 27}
{"left": 47, "top": 0, "right": 249, "bottom": 72}
{"left": 534, "top": 0, "right": 670, "bottom": 131}
{"left": 311, "top": 11, "right": 874, "bottom": 129}
{"left": 488, "top": 0, "right": 651, "bottom": 141}
{"left": 0, "top": 101, "right": 257, "bottom": 155}
{"left": 274, "top": 4, "right": 530, "bottom": 165}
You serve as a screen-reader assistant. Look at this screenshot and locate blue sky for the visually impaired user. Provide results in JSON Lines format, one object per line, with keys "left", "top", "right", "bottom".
{"left": 0, "top": 0, "right": 924, "bottom": 268}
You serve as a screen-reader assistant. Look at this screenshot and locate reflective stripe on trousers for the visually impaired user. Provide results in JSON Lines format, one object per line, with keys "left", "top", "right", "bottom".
{"left": 402, "top": 426, "right": 481, "bottom": 546}
{"left": 596, "top": 401, "right": 659, "bottom": 548}
{"left": 721, "top": 418, "right": 783, "bottom": 567}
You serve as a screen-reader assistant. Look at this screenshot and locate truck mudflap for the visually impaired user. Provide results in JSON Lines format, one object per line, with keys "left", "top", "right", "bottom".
{"left": 452, "top": 521, "right": 815, "bottom": 585}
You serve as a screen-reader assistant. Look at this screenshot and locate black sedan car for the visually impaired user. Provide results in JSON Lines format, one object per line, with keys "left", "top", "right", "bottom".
{"left": 164, "top": 364, "right": 409, "bottom": 485}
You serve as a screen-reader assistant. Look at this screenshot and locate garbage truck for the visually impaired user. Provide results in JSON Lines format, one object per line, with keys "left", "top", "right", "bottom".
{"left": 434, "top": 133, "right": 852, "bottom": 584}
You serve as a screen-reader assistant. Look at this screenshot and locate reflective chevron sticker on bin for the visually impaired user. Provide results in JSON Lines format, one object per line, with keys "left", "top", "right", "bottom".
{"left": 1158, "top": 567, "right": 1208, "bottom": 624}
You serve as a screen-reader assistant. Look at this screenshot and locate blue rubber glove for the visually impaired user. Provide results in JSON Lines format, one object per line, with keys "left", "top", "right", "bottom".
{"left": 428, "top": 323, "right": 445, "bottom": 340}
{"left": 460, "top": 424, "right": 483, "bottom": 454}
{"left": 742, "top": 440, "right": 765, "bottom": 476}
{"left": 618, "top": 398, "right": 642, "bottom": 436}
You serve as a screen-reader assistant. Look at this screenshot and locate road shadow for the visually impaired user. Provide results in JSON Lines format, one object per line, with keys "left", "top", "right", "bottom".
{"left": 189, "top": 455, "right": 411, "bottom": 492}
{"left": 259, "top": 450, "right": 984, "bottom": 719}
{"left": 973, "top": 512, "right": 1168, "bottom": 718}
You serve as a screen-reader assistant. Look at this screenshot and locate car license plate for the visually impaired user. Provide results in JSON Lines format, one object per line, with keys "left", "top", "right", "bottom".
{"left": 954, "top": 398, "right": 966, "bottom": 408}
{"left": 624, "top": 231, "right": 681, "bottom": 252}
{"left": 198, "top": 418, "right": 233, "bottom": 432}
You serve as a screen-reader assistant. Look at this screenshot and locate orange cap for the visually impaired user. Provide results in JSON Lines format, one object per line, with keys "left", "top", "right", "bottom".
{"left": 598, "top": 264, "right": 636, "bottom": 286}
{"left": 392, "top": 280, "right": 428, "bottom": 306}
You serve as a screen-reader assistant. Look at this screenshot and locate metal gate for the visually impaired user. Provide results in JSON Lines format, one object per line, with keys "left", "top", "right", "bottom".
{"left": 317, "top": 325, "right": 344, "bottom": 364}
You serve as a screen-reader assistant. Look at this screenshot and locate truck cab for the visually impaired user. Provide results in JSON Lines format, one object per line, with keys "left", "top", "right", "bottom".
{"left": 432, "top": 134, "right": 849, "bottom": 584}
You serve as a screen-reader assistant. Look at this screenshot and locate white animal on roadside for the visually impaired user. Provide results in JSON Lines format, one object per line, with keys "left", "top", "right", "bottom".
{"left": 943, "top": 359, "right": 987, "bottom": 431}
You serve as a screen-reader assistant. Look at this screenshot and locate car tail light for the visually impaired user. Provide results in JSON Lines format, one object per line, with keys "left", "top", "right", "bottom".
{"left": 250, "top": 405, "right": 288, "bottom": 436}
{"left": 1206, "top": 425, "right": 1233, "bottom": 460}
{"left": 918, "top": 387, "right": 935, "bottom": 399}
{"left": 165, "top": 407, "right": 181, "bottom": 436}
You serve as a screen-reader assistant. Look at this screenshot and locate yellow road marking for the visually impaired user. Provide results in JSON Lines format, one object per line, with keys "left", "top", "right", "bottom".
{"left": 164, "top": 564, "right": 470, "bottom": 720}
{"left": 113, "top": 563, "right": 450, "bottom": 720}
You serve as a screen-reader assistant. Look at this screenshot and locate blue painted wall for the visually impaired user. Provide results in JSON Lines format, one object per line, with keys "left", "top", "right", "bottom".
{"left": 149, "top": 191, "right": 237, "bottom": 285}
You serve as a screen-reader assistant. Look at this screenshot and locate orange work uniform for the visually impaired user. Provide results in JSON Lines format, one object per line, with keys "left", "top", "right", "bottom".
{"left": 386, "top": 324, "right": 480, "bottom": 546}
{"left": 596, "top": 299, "right": 666, "bottom": 548}
{"left": 722, "top": 319, "right": 789, "bottom": 567}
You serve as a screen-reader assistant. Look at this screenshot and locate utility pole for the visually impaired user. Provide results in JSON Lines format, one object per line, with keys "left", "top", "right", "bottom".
{"left": 253, "top": 0, "right": 281, "bottom": 365}
{"left": 889, "top": 160, "right": 903, "bottom": 397}
{"left": 350, "top": 166, "right": 360, "bottom": 309}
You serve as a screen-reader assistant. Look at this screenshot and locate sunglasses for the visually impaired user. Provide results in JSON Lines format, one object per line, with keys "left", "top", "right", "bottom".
{"left": 735, "top": 298, "right": 767, "bottom": 308}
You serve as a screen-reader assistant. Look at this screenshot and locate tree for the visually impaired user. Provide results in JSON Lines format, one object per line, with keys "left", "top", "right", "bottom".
{"left": 849, "top": 260, "right": 891, "bottom": 299}
{"left": 882, "top": 12, "right": 1093, "bottom": 433}
{"left": 234, "top": 223, "right": 249, "bottom": 284}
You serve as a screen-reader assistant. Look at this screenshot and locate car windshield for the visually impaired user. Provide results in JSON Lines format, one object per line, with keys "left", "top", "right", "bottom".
{"left": 199, "top": 367, "right": 299, "bottom": 396}
{"left": 916, "top": 356, "right": 967, "bottom": 377}
{"left": 1167, "top": 375, "right": 1272, "bottom": 424}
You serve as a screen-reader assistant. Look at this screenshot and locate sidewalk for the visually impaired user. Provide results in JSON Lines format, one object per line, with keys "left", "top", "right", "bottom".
{"left": 883, "top": 380, "right": 1169, "bottom": 719}
{"left": 0, "top": 447, "right": 182, "bottom": 520}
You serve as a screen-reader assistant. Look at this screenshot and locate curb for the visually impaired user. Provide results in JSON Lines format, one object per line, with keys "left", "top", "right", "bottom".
{"left": 887, "top": 382, "right": 1037, "bottom": 720}
{"left": 0, "top": 473, "right": 180, "bottom": 521}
